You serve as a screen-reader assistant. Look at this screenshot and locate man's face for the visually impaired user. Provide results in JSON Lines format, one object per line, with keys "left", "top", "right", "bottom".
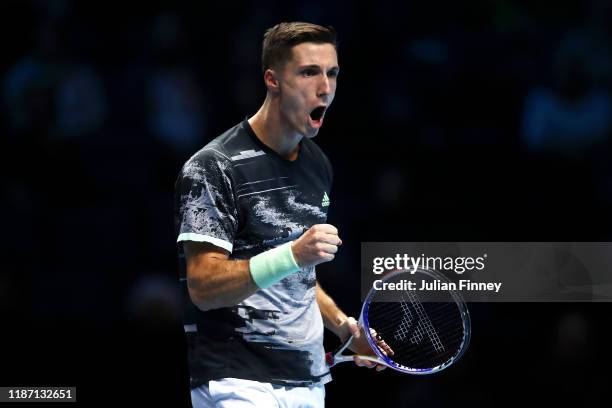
{"left": 275, "top": 42, "right": 339, "bottom": 138}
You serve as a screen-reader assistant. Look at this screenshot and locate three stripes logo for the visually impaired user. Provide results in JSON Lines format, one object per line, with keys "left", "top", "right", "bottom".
{"left": 322, "top": 192, "right": 330, "bottom": 207}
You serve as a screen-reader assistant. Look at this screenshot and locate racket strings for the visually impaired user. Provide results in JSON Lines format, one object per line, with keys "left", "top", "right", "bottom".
{"left": 380, "top": 328, "right": 463, "bottom": 367}
{"left": 368, "top": 297, "right": 466, "bottom": 369}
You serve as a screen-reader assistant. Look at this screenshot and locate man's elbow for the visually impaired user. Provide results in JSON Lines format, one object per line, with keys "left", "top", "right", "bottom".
{"left": 186, "top": 275, "right": 219, "bottom": 312}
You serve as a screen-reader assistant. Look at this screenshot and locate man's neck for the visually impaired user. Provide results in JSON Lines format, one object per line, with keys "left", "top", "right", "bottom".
{"left": 248, "top": 96, "right": 302, "bottom": 161}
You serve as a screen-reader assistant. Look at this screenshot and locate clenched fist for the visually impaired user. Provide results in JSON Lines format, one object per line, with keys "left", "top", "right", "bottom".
{"left": 291, "top": 224, "right": 342, "bottom": 268}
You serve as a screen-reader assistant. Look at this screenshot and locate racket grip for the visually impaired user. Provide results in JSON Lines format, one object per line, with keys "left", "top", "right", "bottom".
{"left": 325, "top": 352, "right": 334, "bottom": 366}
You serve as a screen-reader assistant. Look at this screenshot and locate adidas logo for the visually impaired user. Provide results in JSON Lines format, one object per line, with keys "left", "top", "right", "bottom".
{"left": 322, "top": 192, "right": 330, "bottom": 207}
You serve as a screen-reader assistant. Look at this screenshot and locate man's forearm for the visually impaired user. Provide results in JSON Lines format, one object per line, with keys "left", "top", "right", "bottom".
{"left": 186, "top": 255, "right": 260, "bottom": 312}
{"left": 316, "top": 282, "right": 349, "bottom": 341}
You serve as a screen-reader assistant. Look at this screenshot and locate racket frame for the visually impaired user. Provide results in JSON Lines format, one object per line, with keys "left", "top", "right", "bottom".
{"left": 326, "top": 268, "right": 471, "bottom": 375}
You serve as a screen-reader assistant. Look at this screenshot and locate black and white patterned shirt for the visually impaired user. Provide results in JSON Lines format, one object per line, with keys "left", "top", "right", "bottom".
{"left": 175, "top": 119, "right": 333, "bottom": 388}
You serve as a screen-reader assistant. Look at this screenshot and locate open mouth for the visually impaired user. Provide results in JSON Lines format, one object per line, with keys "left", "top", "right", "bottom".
{"left": 309, "top": 106, "right": 326, "bottom": 121}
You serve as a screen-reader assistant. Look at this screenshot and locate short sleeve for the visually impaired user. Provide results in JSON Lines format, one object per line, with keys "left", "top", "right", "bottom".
{"left": 175, "top": 149, "right": 238, "bottom": 252}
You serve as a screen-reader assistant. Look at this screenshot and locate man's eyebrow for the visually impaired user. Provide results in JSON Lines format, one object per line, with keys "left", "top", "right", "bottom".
{"left": 297, "top": 64, "right": 340, "bottom": 71}
{"left": 298, "top": 64, "right": 323, "bottom": 70}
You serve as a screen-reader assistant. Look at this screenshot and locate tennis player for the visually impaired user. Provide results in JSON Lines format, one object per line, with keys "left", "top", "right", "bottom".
{"left": 175, "top": 22, "right": 391, "bottom": 407}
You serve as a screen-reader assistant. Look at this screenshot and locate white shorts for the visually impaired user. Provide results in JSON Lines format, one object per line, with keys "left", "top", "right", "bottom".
{"left": 190, "top": 377, "right": 325, "bottom": 408}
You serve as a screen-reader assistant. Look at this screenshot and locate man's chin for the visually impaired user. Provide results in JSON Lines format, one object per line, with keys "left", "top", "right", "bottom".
{"left": 304, "top": 129, "right": 319, "bottom": 139}
{"left": 303, "top": 124, "right": 320, "bottom": 138}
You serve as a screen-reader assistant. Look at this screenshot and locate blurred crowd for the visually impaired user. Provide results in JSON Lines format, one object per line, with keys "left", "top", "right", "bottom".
{"left": 1, "top": 0, "right": 611, "bottom": 405}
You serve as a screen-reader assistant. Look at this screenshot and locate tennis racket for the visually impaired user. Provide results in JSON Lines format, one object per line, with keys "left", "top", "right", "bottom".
{"left": 326, "top": 267, "right": 471, "bottom": 375}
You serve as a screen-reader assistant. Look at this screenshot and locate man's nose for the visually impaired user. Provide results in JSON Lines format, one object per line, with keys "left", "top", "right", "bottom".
{"left": 317, "top": 75, "right": 331, "bottom": 97}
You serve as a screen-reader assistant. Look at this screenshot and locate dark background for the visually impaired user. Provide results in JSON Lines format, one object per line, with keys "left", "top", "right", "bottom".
{"left": 2, "top": 0, "right": 612, "bottom": 406}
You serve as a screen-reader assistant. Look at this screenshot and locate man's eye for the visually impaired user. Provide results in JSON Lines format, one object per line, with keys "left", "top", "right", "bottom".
{"left": 303, "top": 69, "right": 316, "bottom": 77}
{"left": 328, "top": 71, "right": 338, "bottom": 78}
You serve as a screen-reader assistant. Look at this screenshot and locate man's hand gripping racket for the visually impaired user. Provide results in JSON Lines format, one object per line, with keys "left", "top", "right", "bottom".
{"left": 328, "top": 317, "right": 395, "bottom": 371}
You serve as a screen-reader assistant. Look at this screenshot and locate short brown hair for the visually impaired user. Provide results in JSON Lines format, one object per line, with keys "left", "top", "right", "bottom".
{"left": 261, "top": 22, "right": 337, "bottom": 72}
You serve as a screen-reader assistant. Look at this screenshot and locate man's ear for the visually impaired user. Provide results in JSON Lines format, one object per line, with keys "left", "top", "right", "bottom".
{"left": 264, "top": 69, "right": 281, "bottom": 93}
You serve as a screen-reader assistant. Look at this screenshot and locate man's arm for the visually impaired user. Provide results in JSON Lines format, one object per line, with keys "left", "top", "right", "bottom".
{"left": 316, "top": 281, "right": 393, "bottom": 370}
{"left": 316, "top": 281, "right": 350, "bottom": 341}
{"left": 184, "top": 241, "right": 258, "bottom": 311}
{"left": 184, "top": 224, "right": 342, "bottom": 312}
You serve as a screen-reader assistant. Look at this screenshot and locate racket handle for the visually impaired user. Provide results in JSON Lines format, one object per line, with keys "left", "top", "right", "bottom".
{"left": 326, "top": 353, "right": 387, "bottom": 367}
{"left": 325, "top": 352, "right": 335, "bottom": 366}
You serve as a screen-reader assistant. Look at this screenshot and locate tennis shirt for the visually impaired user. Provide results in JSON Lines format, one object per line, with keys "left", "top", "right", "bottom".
{"left": 174, "top": 119, "right": 333, "bottom": 388}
